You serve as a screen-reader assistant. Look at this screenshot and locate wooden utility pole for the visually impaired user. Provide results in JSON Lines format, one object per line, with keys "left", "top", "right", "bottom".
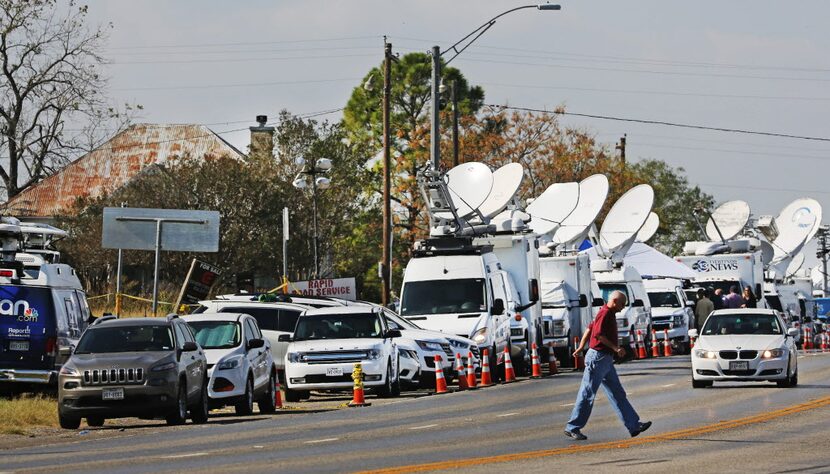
{"left": 381, "top": 41, "right": 393, "bottom": 306}
{"left": 616, "top": 134, "right": 627, "bottom": 164}
{"left": 451, "top": 80, "right": 460, "bottom": 167}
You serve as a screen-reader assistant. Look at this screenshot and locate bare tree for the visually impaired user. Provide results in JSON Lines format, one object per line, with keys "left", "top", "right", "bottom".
{"left": 0, "top": 0, "right": 112, "bottom": 199}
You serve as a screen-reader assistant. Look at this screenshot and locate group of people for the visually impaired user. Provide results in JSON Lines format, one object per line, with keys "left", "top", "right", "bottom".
{"left": 693, "top": 285, "right": 757, "bottom": 329}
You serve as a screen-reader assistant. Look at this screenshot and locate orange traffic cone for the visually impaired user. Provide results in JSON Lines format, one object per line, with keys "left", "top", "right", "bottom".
{"left": 631, "top": 339, "right": 639, "bottom": 360}
{"left": 348, "top": 362, "right": 371, "bottom": 407}
{"left": 275, "top": 378, "right": 284, "bottom": 409}
{"left": 822, "top": 333, "right": 828, "bottom": 352}
{"left": 455, "top": 353, "right": 468, "bottom": 391}
{"left": 434, "top": 355, "right": 449, "bottom": 394}
{"left": 503, "top": 347, "right": 516, "bottom": 383}
{"left": 637, "top": 330, "right": 647, "bottom": 360}
{"left": 573, "top": 337, "right": 585, "bottom": 370}
{"left": 663, "top": 329, "right": 673, "bottom": 357}
{"left": 466, "top": 352, "right": 478, "bottom": 389}
{"left": 548, "top": 342, "right": 559, "bottom": 376}
{"left": 480, "top": 349, "right": 494, "bottom": 386}
{"left": 530, "top": 343, "right": 543, "bottom": 378}
{"left": 690, "top": 335, "right": 696, "bottom": 350}
{"left": 651, "top": 329, "right": 660, "bottom": 357}
{"left": 805, "top": 327, "right": 813, "bottom": 350}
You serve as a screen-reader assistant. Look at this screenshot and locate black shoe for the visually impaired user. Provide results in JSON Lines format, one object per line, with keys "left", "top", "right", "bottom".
{"left": 630, "top": 421, "right": 652, "bottom": 438}
{"left": 564, "top": 429, "right": 587, "bottom": 441}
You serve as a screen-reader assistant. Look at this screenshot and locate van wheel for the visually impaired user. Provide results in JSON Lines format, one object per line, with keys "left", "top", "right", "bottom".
{"left": 191, "top": 382, "right": 209, "bottom": 424}
{"left": 235, "top": 376, "right": 255, "bottom": 415}
{"left": 86, "top": 416, "right": 105, "bottom": 427}
{"left": 58, "top": 409, "right": 81, "bottom": 430}
{"left": 258, "top": 372, "right": 278, "bottom": 413}
{"left": 166, "top": 381, "right": 188, "bottom": 425}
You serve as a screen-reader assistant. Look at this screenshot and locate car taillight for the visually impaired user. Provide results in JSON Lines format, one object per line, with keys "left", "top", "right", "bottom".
{"left": 45, "top": 337, "right": 57, "bottom": 357}
{"left": 0, "top": 270, "right": 14, "bottom": 277}
{"left": 514, "top": 313, "right": 522, "bottom": 321}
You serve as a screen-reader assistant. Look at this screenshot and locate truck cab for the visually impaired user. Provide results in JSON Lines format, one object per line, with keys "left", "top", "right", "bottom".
{"left": 644, "top": 278, "right": 694, "bottom": 354}
{"left": 539, "top": 254, "right": 592, "bottom": 366}
{"left": 592, "top": 263, "right": 652, "bottom": 351}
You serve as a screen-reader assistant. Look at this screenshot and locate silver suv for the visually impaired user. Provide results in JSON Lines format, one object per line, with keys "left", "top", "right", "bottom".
{"left": 57, "top": 315, "right": 209, "bottom": 429}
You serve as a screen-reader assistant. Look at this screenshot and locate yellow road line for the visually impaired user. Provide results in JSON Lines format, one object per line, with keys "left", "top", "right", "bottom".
{"left": 359, "top": 395, "right": 830, "bottom": 474}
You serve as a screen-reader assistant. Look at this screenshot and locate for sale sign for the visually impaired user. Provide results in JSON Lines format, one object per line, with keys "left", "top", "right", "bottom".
{"left": 291, "top": 277, "right": 356, "bottom": 301}
{"left": 174, "top": 259, "right": 222, "bottom": 311}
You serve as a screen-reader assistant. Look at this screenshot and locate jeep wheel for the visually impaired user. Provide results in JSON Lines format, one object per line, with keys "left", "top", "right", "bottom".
{"left": 258, "top": 372, "right": 278, "bottom": 413}
{"left": 190, "top": 382, "right": 209, "bottom": 424}
{"left": 58, "top": 409, "right": 81, "bottom": 430}
{"left": 284, "top": 386, "right": 302, "bottom": 403}
{"left": 86, "top": 416, "right": 105, "bottom": 427}
{"left": 166, "top": 382, "right": 188, "bottom": 425}
{"left": 235, "top": 376, "right": 255, "bottom": 415}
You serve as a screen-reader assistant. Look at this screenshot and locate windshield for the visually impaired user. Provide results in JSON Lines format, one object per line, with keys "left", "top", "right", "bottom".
{"left": 385, "top": 311, "right": 420, "bottom": 330}
{"left": 702, "top": 313, "right": 782, "bottom": 336}
{"left": 294, "top": 313, "right": 382, "bottom": 341}
{"left": 598, "top": 284, "right": 628, "bottom": 304}
{"left": 400, "top": 279, "right": 486, "bottom": 316}
{"left": 75, "top": 325, "right": 174, "bottom": 353}
{"left": 648, "top": 292, "right": 680, "bottom": 308}
{"left": 188, "top": 321, "right": 241, "bottom": 349}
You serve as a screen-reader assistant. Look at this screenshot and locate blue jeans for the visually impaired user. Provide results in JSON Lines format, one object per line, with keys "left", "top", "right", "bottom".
{"left": 565, "top": 349, "right": 641, "bottom": 434}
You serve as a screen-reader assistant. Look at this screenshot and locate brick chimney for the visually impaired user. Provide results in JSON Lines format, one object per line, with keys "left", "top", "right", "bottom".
{"left": 249, "top": 115, "right": 275, "bottom": 162}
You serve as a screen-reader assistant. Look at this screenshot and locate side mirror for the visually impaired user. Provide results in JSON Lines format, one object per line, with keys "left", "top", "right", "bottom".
{"left": 386, "top": 329, "right": 402, "bottom": 339}
{"left": 182, "top": 341, "right": 198, "bottom": 352}
{"left": 632, "top": 299, "right": 645, "bottom": 308}
{"left": 247, "top": 338, "right": 265, "bottom": 350}
{"left": 492, "top": 298, "right": 505, "bottom": 316}
{"left": 592, "top": 298, "right": 604, "bottom": 308}
{"left": 688, "top": 329, "right": 699, "bottom": 338}
{"left": 787, "top": 328, "right": 798, "bottom": 337}
{"left": 578, "top": 294, "right": 588, "bottom": 308}
{"left": 277, "top": 334, "right": 292, "bottom": 343}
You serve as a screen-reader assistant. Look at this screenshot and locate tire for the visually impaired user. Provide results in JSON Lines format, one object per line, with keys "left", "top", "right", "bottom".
{"left": 191, "top": 382, "right": 209, "bottom": 424}
{"left": 284, "top": 387, "right": 302, "bottom": 403}
{"left": 489, "top": 345, "right": 501, "bottom": 383}
{"left": 258, "top": 372, "right": 278, "bottom": 414}
{"left": 692, "top": 378, "right": 712, "bottom": 389}
{"left": 86, "top": 416, "right": 105, "bottom": 427}
{"left": 377, "top": 361, "right": 396, "bottom": 398}
{"left": 777, "top": 358, "right": 797, "bottom": 388}
{"left": 58, "top": 409, "right": 81, "bottom": 430}
{"left": 166, "top": 381, "right": 188, "bottom": 426}
{"left": 235, "top": 376, "right": 255, "bottom": 416}
{"left": 391, "top": 357, "right": 401, "bottom": 397}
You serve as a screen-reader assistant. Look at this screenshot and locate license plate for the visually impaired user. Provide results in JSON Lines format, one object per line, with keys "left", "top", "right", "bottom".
{"left": 729, "top": 361, "right": 749, "bottom": 371}
{"left": 8, "top": 341, "right": 29, "bottom": 351}
{"left": 102, "top": 388, "right": 124, "bottom": 400}
{"left": 326, "top": 367, "right": 343, "bottom": 377}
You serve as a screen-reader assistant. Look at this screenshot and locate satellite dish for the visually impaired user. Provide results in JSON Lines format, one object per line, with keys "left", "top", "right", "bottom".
{"left": 435, "top": 162, "right": 494, "bottom": 220}
{"left": 599, "top": 184, "right": 654, "bottom": 260}
{"left": 636, "top": 212, "right": 660, "bottom": 243}
{"left": 526, "top": 182, "right": 580, "bottom": 235}
{"left": 786, "top": 253, "right": 806, "bottom": 278}
{"left": 478, "top": 163, "right": 524, "bottom": 219}
{"left": 759, "top": 240, "right": 774, "bottom": 266}
{"left": 706, "top": 200, "right": 750, "bottom": 241}
{"left": 551, "top": 174, "right": 610, "bottom": 247}
{"left": 772, "top": 198, "right": 822, "bottom": 257}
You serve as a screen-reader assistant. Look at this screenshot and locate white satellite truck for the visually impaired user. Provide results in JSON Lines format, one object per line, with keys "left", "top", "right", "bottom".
{"left": 643, "top": 278, "right": 694, "bottom": 354}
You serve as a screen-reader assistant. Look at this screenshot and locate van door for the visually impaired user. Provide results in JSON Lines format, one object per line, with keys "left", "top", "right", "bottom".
{"left": 244, "top": 318, "right": 267, "bottom": 387}
{"left": 489, "top": 273, "right": 509, "bottom": 347}
{"left": 0, "top": 286, "right": 57, "bottom": 371}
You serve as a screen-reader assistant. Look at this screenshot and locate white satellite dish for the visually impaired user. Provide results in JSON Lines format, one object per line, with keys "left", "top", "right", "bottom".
{"left": 636, "top": 212, "right": 660, "bottom": 243}
{"left": 759, "top": 240, "right": 775, "bottom": 266}
{"left": 786, "top": 253, "right": 806, "bottom": 278}
{"left": 435, "top": 162, "right": 494, "bottom": 220}
{"left": 599, "top": 184, "right": 655, "bottom": 261}
{"left": 772, "top": 198, "right": 822, "bottom": 257}
{"left": 526, "top": 182, "right": 580, "bottom": 235}
{"left": 706, "top": 200, "right": 750, "bottom": 242}
{"left": 551, "top": 174, "right": 610, "bottom": 247}
{"left": 478, "top": 163, "right": 524, "bottom": 219}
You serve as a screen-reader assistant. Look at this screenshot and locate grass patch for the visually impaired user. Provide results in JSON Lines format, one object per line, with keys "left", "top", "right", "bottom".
{"left": 0, "top": 395, "right": 57, "bottom": 434}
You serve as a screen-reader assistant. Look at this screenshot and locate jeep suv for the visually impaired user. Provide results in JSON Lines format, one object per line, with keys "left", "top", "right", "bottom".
{"left": 57, "top": 315, "right": 209, "bottom": 429}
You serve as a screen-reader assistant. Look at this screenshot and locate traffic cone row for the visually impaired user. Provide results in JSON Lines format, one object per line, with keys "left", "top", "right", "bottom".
{"left": 651, "top": 329, "right": 660, "bottom": 358}
{"left": 530, "top": 343, "right": 543, "bottom": 378}
{"left": 636, "top": 330, "right": 647, "bottom": 360}
{"left": 466, "top": 352, "right": 478, "bottom": 389}
{"left": 548, "top": 342, "right": 559, "bottom": 376}
{"left": 663, "top": 329, "right": 673, "bottom": 357}
{"left": 456, "top": 353, "right": 468, "bottom": 391}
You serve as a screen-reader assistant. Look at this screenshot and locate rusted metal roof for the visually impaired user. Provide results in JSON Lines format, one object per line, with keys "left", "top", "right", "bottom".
{"left": 4, "top": 124, "right": 245, "bottom": 218}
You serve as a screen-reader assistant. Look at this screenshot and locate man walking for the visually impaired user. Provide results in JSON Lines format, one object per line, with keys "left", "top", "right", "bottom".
{"left": 695, "top": 288, "right": 714, "bottom": 330}
{"left": 564, "top": 291, "right": 651, "bottom": 441}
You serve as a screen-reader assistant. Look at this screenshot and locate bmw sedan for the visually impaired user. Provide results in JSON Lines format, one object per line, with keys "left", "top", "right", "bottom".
{"left": 689, "top": 309, "right": 798, "bottom": 388}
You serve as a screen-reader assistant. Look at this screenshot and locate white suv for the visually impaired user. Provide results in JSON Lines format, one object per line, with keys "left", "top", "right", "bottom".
{"left": 282, "top": 307, "right": 401, "bottom": 401}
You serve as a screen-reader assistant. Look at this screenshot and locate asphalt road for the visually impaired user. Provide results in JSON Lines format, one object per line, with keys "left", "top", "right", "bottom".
{"left": 2, "top": 352, "right": 829, "bottom": 474}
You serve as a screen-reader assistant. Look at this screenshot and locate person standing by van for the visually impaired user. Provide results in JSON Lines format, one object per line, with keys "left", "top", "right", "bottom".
{"left": 564, "top": 291, "right": 651, "bottom": 441}
{"left": 695, "top": 289, "right": 714, "bottom": 329}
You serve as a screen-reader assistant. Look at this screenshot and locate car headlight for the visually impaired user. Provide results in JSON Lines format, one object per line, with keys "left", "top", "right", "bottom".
{"left": 217, "top": 356, "right": 242, "bottom": 370}
{"left": 367, "top": 346, "right": 382, "bottom": 360}
{"left": 673, "top": 315, "right": 684, "bottom": 326}
{"left": 59, "top": 365, "right": 79, "bottom": 376}
{"left": 762, "top": 349, "right": 784, "bottom": 359}
{"left": 694, "top": 349, "right": 718, "bottom": 359}
{"left": 400, "top": 349, "right": 419, "bottom": 360}
{"left": 151, "top": 361, "right": 177, "bottom": 372}
{"left": 287, "top": 352, "right": 302, "bottom": 363}
{"left": 416, "top": 340, "right": 444, "bottom": 352}
{"left": 447, "top": 339, "right": 466, "bottom": 349}
{"left": 471, "top": 328, "right": 488, "bottom": 345}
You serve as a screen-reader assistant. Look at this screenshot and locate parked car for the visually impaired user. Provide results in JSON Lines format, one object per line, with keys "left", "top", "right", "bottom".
{"left": 689, "top": 309, "right": 798, "bottom": 389}
{"left": 283, "top": 306, "right": 401, "bottom": 401}
{"left": 183, "top": 313, "right": 279, "bottom": 415}
{"left": 57, "top": 315, "right": 209, "bottom": 429}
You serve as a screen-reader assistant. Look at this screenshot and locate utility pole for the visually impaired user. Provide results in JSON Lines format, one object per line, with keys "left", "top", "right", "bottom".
{"left": 451, "top": 80, "right": 459, "bottom": 167}
{"left": 430, "top": 46, "right": 441, "bottom": 170}
{"left": 616, "top": 134, "right": 627, "bottom": 164}
{"left": 817, "top": 225, "right": 830, "bottom": 295}
{"left": 381, "top": 40, "right": 393, "bottom": 306}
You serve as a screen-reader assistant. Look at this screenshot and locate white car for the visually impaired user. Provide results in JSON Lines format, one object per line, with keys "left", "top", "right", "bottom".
{"left": 283, "top": 306, "right": 401, "bottom": 401}
{"left": 183, "top": 313, "right": 279, "bottom": 414}
{"left": 690, "top": 309, "right": 798, "bottom": 389}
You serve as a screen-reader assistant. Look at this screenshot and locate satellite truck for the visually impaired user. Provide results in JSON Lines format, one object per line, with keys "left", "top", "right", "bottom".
{"left": 535, "top": 174, "right": 609, "bottom": 366}
{"left": 399, "top": 162, "right": 547, "bottom": 376}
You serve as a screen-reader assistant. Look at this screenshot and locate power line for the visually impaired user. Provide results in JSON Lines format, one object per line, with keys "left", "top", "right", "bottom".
{"left": 111, "top": 53, "right": 376, "bottom": 65}
{"left": 699, "top": 182, "right": 830, "bottom": 196}
{"left": 489, "top": 104, "right": 830, "bottom": 143}
{"left": 107, "top": 35, "right": 381, "bottom": 50}
{"left": 593, "top": 132, "right": 830, "bottom": 153}
{"left": 114, "top": 45, "right": 378, "bottom": 57}
{"left": 112, "top": 77, "right": 361, "bottom": 92}
{"left": 633, "top": 142, "right": 830, "bottom": 162}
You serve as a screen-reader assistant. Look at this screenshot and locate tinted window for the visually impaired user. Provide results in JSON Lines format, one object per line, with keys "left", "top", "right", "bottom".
{"left": 401, "top": 279, "right": 486, "bottom": 316}
{"left": 189, "top": 321, "right": 241, "bottom": 349}
{"left": 648, "top": 292, "right": 680, "bottom": 308}
{"left": 702, "top": 313, "right": 782, "bottom": 336}
{"left": 221, "top": 307, "right": 279, "bottom": 331}
{"left": 76, "top": 325, "right": 174, "bottom": 353}
{"left": 173, "top": 324, "right": 188, "bottom": 348}
{"left": 278, "top": 310, "right": 301, "bottom": 333}
{"left": 598, "top": 284, "right": 628, "bottom": 303}
{"left": 294, "top": 313, "right": 382, "bottom": 340}
{"left": 247, "top": 318, "right": 263, "bottom": 339}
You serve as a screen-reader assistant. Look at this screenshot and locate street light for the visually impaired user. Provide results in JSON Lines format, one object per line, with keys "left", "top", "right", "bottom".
{"left": 429, "top": 3, "right": 561, "bottom": 169}
{"left": 293, "top": 157, "right": 334, "bottom": 278}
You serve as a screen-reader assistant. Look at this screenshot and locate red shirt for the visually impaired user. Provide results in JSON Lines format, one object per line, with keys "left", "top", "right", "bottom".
{"left": 589, "top": 305, "right": 618, "bottom": 353}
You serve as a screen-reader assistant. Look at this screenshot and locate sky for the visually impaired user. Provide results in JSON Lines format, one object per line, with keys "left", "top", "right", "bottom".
{"left": 83, "top": 0, "right": 830, "bottom": 270}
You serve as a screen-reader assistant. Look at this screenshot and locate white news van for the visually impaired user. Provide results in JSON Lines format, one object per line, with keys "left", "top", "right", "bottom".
{"left": 591, "top": 261, "right": 653, "bottom": 352}
{"left": 675, "top": 247, "right": 765, "bottom": 307}
{"left": 644, "top": 278, "right": 694, "bottom": 353}
{"left": 538, "top": 254, "right": 593, "bottom": 365}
